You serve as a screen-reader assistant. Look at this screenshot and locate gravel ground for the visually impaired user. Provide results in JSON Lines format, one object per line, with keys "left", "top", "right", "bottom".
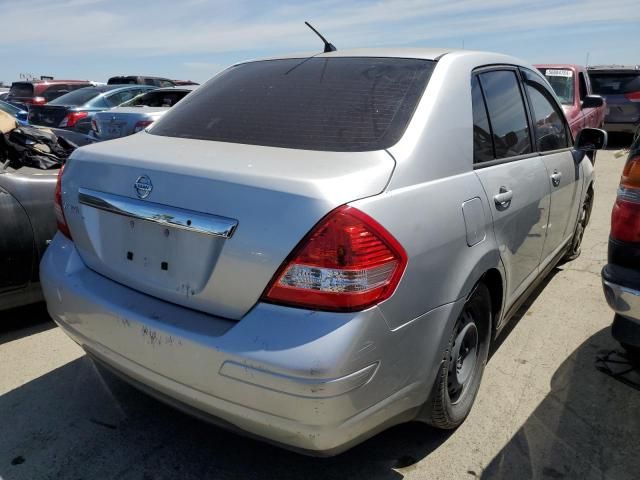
{"left": 1, "top": 147, "right": 638, "bottom": 480}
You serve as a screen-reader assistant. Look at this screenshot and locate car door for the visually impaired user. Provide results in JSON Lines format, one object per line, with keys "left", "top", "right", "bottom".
{"left": 472, "top": 69, "right": 551, "bottom": 310}
{"left": 521, "top": 68, "right": 579, "bottom": 265}
{"left": 0, "top": 185, "right": 34, "bottom": 293}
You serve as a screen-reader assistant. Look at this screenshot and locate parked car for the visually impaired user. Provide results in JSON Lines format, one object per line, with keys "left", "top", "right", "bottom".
{"left": 535, "top": 65, "right": 606, "bottom": 137}
{"left": 28, "top": 85, "right": 156, "bottom": 134}
{"left": 41, "top": 49, "right": 605, "bottom": 455}
{"left": 588, "top": 65, "right": 640, "bottom": 135}
{"left": 602, "top": 126, "right": 640, "bottom": 358}
{"left": 0, "top": 99, "right": 28, "bottom": 125}
{"left": 0, "top": 88, "right": 9, "bottom": 101}
{"left": 90, "top": 86, "right": 197, "bottom": 141}
{"left": 0, "top": 120, "right": 92, "bottom": 312}
{"left": 5, "top": 80, "right": 93, "bottom": 109}
{"left": 107, "top": 76, "right": 176, "bottom": 87}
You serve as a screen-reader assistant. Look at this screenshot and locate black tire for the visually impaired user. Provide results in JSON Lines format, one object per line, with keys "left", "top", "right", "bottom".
{"left": 563, "top": 187, "right": 594, "bottom": 262}
{"left": 430, "top": 283, "right": 492, "bottom": 429}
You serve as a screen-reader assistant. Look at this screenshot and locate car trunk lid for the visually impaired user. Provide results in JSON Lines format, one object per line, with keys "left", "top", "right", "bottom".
{"left": 61, "top": 132, "right": 395, "bottom": 319}
{"left": 28, "top": 105, "right": 70, "bottom": 128}
{"left": 94, "top": 108, "right": 167, "bottom": 140}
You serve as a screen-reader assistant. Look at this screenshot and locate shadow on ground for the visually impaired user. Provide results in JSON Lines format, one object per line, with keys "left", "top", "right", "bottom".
{"left": 0, "top": 354, "right": 453, "bottom": 480}
{"left": 482, "top": 325, "right": 640, "bottom": 480}
{"left": 0, "top": 303, "right": 55, "bottom": 346}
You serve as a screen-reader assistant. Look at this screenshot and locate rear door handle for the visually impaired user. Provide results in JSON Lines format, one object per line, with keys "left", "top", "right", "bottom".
{"left": 493, "top": 187, "right": 513, "bottom": 209}
{"left": 551, "top": 171, "right": 562, "bottom": 187}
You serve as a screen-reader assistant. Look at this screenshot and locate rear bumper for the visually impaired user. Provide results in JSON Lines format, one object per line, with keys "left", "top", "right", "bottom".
{"left": 41, "top": 233, "right": 459, "bottom": 454}
{"left": 602, "top": 264, "right": 640, "bottom": 347}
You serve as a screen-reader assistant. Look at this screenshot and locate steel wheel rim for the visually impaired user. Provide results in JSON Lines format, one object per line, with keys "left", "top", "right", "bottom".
{"left": 448, "top": 309, "right": 479, "bottom": 404}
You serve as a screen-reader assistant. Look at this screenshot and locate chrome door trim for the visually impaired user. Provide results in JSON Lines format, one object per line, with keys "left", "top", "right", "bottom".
{"left": 78, "top": 188, "right": 238, "bottom": 238}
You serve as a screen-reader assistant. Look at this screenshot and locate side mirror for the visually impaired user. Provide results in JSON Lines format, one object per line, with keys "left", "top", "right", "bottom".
{"left": 575, "top": 127, "right": 607, "bottom": 152}
{"left": 581, "top": 95, "right": 604, "bottom": 109}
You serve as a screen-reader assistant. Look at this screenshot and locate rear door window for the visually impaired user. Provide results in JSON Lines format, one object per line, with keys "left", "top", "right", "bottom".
{"left": 150, "top": 57, "right": 436, "bottom": 152}
{"left": 477, "top": 70, "right": 532, "bottom": 159}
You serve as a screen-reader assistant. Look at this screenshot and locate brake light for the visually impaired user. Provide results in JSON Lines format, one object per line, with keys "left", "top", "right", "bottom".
{"left": 59, "top": 111, "right": 88, "bottom": 128}
{"left": 612, "top": 155, "right": 640, "bottom": 243}
{"left": 31, "top": 96, "right": 46, "bottom": 105}
{"left": 54, "top": 165, "right": 72, "bottom": 239}
{"left": 133, "top": 120, "right": 154, "bottom": 133}
{"left": 262, "top": 206, "right": 407, "bottom": 312}
{"left": 91, "top": 119, "right": 98, "bottom": 133}
{"left": 624, "top": 91, "right": 640, "bottom": 102}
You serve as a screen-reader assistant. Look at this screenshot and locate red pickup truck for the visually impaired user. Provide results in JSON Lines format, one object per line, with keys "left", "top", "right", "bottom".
{"left": 535, "top": 64, "right": 606, "bottom": 140}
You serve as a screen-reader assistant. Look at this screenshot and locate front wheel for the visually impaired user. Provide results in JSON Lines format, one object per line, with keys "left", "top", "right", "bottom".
{"left": 563, "top": 188, "right": 594, "bottom": 262}
{"left": 430, "top": 283, "right": 492, "bottom": 429}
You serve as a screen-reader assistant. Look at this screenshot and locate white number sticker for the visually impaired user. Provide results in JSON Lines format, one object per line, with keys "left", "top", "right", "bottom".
{"left": 545, "top": 69, "right": 573, "bottom": 78}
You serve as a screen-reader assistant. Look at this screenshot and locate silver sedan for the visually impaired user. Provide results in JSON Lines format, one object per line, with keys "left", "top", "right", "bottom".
{"left": 41, "top": 48, "right": 605, "bottom": 455}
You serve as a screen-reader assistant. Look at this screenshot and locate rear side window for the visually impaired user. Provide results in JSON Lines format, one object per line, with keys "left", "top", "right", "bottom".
{"left": 105, "top": 89, "right": 143, "bottom": 107}
{"left": 9, "top": 83, "right": 34, "bottom": 98}
{"left": 471, "top": 76, "right": 494, "bottom": 163}
{"left": 477, "top": 70, "right": 532, "bottom": 159}
{"left": 126, "top": 90, "right": 190, "bottom": 107}
{"left": 150, "top": 57, "right": 436, "bottom": 152}
{"left": 590, "top": 73, "right": 640, "bottom": 94}
{"left": 48, "top": 88, "right": 101, "bottom": 106}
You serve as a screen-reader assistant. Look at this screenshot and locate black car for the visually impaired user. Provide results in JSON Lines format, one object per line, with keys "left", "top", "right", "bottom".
{"left": 602, "top": 126, "right": 640, "bottom": 357}
{"left": 28, "top": 85, "right": 155, "bottom": 134}
{"left": 107, "top": 76, "right": 176, "bottom": 87}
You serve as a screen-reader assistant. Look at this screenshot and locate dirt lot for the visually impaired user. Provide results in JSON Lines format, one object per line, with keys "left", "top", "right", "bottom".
{"left": 1, "top": 147, "right": 639, "bottom": 480}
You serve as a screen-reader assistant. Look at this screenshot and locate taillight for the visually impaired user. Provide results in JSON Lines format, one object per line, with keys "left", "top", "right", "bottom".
{"left": 133, "top": 120, "right": 154, "bottom": 133}
{"left": 59, "top": 111, "right": 88, "bottom": 128}
{"left": 612, "top": 155, "right": 640, "bottom": 242}
{"left": 54, "top": 165, "right": 72, "bottom": 239}
{"left": 262, "top": 206, "right": 407, "bottom": 312}
{"left": 624, "top": 91, "right": 640, "bottom": 102}
{"left": 91, "top": 119, "right": 98, "bottom": 133}
{"left": 31, "top": 96, "right": 46, "bottom": 105}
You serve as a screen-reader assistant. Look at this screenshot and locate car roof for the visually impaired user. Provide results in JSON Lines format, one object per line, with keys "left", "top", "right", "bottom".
{"left": 534, "top": 64, "right": 586, "bottom": 72}
{"left": 81, "top": 84, "right": 156, "bottom": 93}
{"left": 587, "top": 65, "right": 640, "bottom": 72}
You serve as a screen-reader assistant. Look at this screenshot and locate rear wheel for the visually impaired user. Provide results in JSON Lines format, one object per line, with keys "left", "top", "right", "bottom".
{"left": 430, "top": 283, "right": 491, "bottom": 429}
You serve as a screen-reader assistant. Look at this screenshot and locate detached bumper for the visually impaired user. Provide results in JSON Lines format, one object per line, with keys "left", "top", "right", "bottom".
{"left": 602, "top": 264, "right": 640, "bottom": 348}
{"left": 41, "top": 233, "right": 458, "bottom": 454}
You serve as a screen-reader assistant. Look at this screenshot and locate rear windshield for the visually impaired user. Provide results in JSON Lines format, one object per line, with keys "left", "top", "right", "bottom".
{"left": 150, "top": 57, "right": 436, "bottom": 152}
{"left": 538, "top": 68, "right": 574, "bottom": 105}
{"left": 9, "top": 82, "right": 34, "bottom": 98}
{"left": 589, "top": 72, "right": 640, "bottom": 95}
{"left": 48, "top": 88, "right": 101, "bottom": 106}
{"left": 124, "top": 90, "right": 190, "bottom": 107}
{"left": 108, "top": 77, "right": 138, "bottom": 85}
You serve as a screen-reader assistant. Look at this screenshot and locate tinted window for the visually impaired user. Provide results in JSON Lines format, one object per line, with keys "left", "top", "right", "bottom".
{"left": 106, "top": 88, "right": 143, "bottom": 107}
{"left": 48, "top": 88, "right": 101, "bottom": 106}
{"left": 578, "top": 73, "right": 587, "bottom": 101}
{"left": 42, "top": 84, "right": 70, "bottom": 102}
{"left": 150, "top": 57, "right": 435, "bottom": 152}
{"left": 526, "top": 84, "right": 569, "bottom": 151}
{"left": 125, "top": 90, "right": 190, "bottom": 107}
{"left": 590, "top": 73, "right": 640, "bottom": 94}
{"left": 108, "top": 77, "right": 138, "bottom": 85}
{"left": 471, "top": 76, "right": 494, "bottom": 163}
{"left": 8, "top": 83, "right": 34, "bottom": 98}
{"left": 478, "top": 70, "right": 532, "bottom": 159}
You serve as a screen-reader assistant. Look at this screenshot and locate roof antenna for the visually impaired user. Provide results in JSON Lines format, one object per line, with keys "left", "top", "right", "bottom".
{"left": 304, "top": 21, "right": 337, "bottom": 53}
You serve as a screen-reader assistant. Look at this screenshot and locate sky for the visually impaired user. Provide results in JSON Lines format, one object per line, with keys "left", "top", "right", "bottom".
{"left": 0, "top": 0, "right": 638, "bottom": 85}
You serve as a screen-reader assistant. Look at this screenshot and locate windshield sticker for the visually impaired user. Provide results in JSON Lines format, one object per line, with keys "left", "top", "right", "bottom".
{"left": 545, "top": 69, "right": 573, "bottom": 78}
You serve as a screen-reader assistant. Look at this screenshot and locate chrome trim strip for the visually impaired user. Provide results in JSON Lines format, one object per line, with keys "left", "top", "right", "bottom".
{"left": 78, "top": 188, "right": 238, "bottom": 238}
